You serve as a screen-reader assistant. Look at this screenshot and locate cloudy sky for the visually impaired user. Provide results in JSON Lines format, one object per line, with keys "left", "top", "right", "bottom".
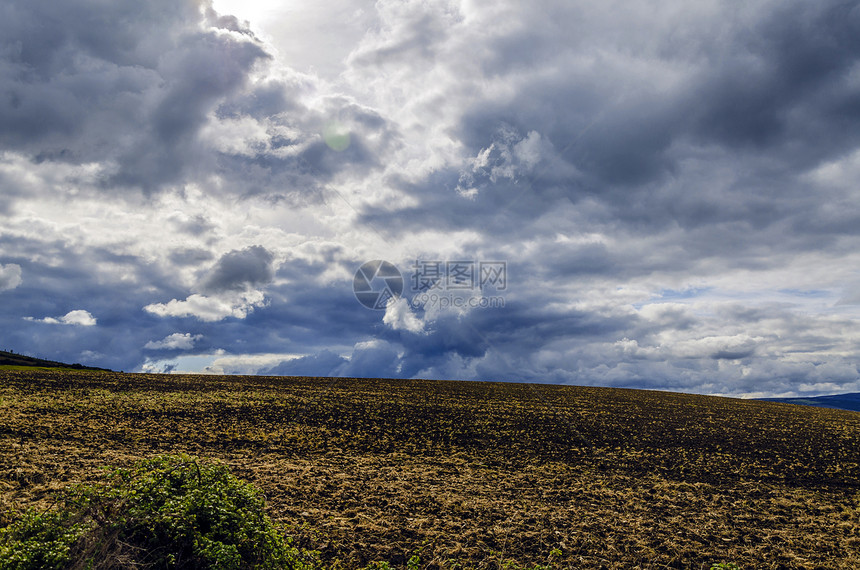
{"left": 2, "top": 0, "right": 860, "bottom": 397}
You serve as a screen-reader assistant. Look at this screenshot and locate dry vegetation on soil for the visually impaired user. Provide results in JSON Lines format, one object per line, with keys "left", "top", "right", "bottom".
{"left": 1, "top": 368, "right": 859, "bottom": 568}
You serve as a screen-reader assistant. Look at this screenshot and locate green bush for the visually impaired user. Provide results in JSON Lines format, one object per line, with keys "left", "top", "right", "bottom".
{"left": 0, "top": 454, "right": 317, "bottom": 570}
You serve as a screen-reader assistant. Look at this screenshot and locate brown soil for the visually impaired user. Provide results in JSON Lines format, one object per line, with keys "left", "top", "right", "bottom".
{"left": 1, "top": 369, "right": 858, "bottom": 569}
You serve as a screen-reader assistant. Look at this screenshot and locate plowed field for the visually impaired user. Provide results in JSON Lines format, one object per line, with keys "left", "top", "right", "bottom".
{"left": 1, "top": 369, "right": 858, "bottom": 568}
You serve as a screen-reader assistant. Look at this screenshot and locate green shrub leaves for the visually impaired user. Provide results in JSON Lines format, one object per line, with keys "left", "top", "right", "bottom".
{"left": 0, "top": 454, "right": 316, "bottom": 570}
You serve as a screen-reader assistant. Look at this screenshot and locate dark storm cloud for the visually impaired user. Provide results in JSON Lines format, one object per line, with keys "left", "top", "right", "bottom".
{"left": 3, "top": 0, "right": 860, "bottom": 398}
{"left": 338, "top": 341, "right": 402, "bottom": 378}
{"left": 236, "top": 239, "right": 852, "bottom": 395}
{"left": 263, "top": 350, "right": 348, "bottom": 377}
{"left": 208, "top": 94, "right": 400, "bottom": 205}
{"left": 0, "top": 0, "right": 270, "bottom": 192}
{"left": 112, "top": 35, "right": 270, "bottom": 190}
{"left": 0, "top": 234, "right": 193, "bottom": 370}
{"left": 691, "top": 1, "right": 860, "bottom": 152}
{"left": 0, "top": 0, "right": 403, "bottom": 370}
{"left": 200, "top": 245, "right": 274, "bottom": 293}
{"left": 350, "top": 0, "right": 860, "bottom": 334}
{"left": 365, "top": 0, "right": 860, "bottom": 244}
{"left": 142, "top": 251, "right": 383, "bottom": 371}
{"left": 389, "top": 299, "right": 637, "bottom": 381}
{"left": 261, "top": 342, "right": 403, "bottom": 379}
{"left": 254, "top": 288, "right": 637, "bottom": 383}
{"left": 169, "top": 247, "right": 215, "bottom": 267}
{"left": 169, "top": 214, "right": 217, "bottom": 236}
{"left": 0, "top": 0, "right": 399, "bottom": 204}
{"left": 167, "top": 0, "right": 860, "bottom": 395}
{"left": 217, "top": 78, "right": 298, "bottom": 118}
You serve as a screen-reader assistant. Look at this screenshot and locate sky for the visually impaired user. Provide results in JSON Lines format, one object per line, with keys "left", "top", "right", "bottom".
{"left": 2, "top": 0, "right": 860, "bottom": 398}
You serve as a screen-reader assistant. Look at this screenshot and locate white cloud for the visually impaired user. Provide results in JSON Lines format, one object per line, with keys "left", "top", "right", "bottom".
{"left": 143, "top": 290, "right": 267, "bottom": 322}
{"left": 202, "top": 352, "right": 304, "bottom": 375}
{"left": 0, "top": 263, "right": 22, "bottom": 291}
{"left": 615, "top": 334, "right": 763, "bottom": 361}
{"left": 140, "top": 351, "right": 305, "bottom": 375}
{"left": 383, "top": 297, "right": 425, "bottom": 333}
{"left": 144, "top": 332, "right": 203, "bottom": 350}
{"left": 25, "top": 309, "right": 97, "bottom": 326}
{"left": 60, "top": 310, "right": 98, "bottom": 326}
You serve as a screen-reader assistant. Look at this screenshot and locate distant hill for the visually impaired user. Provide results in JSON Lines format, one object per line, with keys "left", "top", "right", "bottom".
{"left": 758, "top": 392, "right": 860, "bottom": 412}
{"left": 0, "top": 349, "right": 111, "bottom": 371}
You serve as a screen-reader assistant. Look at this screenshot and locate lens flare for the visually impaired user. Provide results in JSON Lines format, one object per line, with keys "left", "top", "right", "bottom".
{"left": 323, "top": 121, "right": 351, "bottom": 151}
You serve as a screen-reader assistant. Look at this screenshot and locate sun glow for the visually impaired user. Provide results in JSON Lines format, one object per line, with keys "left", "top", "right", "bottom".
{"left": 211, "top": 0, "right": 282, "bottom": 28}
